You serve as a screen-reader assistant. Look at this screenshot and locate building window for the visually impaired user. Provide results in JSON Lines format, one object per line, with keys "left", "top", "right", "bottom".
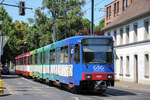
{"left": 144, "top": 54, "right": 149, "bottom": 78}
{"left": 120, "top": 56, "right": 123, "bottom": 76}
{"left": 123, "top": 0, "right": 126, "bottom": 11}
{"left": 117, "top": 2, "right": 119, "bottom": 14}
{"left": 126, "top": 56, "right": 130, "bottom": 76}
{"left": 109, "top": 6, "right": 111, "bottom": 19}
{"left": 114, "top": 3, "right": 116, "bottom": 16}
{"left": 107, "top": 7, "right": 109, "bottom": 19}
{"left": 134, "top": 24, "right": 138, "bottom": 42}
{"left": 114, "top": 30, "right": 117, "bottom": 46}
{"left": 106, "top": 6, "right": 111, "bottom": 19}
{"left": 120, "top": 29, "right": 123, "bottom": 45}
{"left": 144, "top": 20, "right": 149, "bottom": 40}
{"left": 126, "top": 26, "right": 129, "bottom": 44}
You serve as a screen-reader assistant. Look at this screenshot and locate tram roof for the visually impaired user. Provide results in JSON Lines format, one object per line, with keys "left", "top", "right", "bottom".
{"left": 44, "top": 36, "right": 113, "bottom": 50}
{"left": 15, "top": 36, "right": 113, "bottom": 58}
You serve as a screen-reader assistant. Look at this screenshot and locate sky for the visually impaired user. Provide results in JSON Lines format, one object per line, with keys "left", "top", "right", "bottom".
{"left": 2, "top": 0, "right": 113, "bottom": 26}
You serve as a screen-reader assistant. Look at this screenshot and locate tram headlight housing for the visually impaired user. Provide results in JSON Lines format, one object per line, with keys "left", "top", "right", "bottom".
{"left": 107, "top": 74, "right": 113, "bottom": 79}
{"left": 85, "top": 74, "right": 92, "bottom": 79}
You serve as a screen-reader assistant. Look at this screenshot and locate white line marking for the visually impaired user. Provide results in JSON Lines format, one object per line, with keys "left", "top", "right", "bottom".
{"left": 72, "top": 97, "right": 80, "bottom": 100}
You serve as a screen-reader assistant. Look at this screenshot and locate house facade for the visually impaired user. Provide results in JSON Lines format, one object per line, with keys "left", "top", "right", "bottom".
{"left": 102, "top": 0, "right": 150, "bottom": 85}
{"left": 105, "top": 0, "right": 134, "bottom": 26}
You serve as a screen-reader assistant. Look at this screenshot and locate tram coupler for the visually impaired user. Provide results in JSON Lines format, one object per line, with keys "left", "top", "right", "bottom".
{"left": 94, "top": 81, "right": 107, "bottom": 91}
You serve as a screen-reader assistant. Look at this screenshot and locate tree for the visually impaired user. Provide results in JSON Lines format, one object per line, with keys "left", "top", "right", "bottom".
{"left": 27, "top": 9, "right": 53, "bottom": 49}
{"left": 42, "top": 0, "right": 86, "bottom": 41}
{"left": 94, "top": 18, "right": 105, "bottom": 30}
{"left": 0, "top": 6, "right": 31, "bottom": 62}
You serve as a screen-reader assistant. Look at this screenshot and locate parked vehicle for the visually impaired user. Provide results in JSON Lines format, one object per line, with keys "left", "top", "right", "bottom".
{"left": 15, "top": 36, "right": 114, "bottom": 93}
{"left": 1, "top": 65, "right": 9, "bottom": 74}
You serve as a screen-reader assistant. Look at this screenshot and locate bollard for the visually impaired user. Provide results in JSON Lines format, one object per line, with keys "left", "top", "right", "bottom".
{"left": 0, "top": 80, "right": 4, "bottom": 94}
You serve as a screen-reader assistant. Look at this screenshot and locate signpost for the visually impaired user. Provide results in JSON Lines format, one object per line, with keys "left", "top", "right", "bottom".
{"left": 0, "top": 21, "right": 9, "bottom": 62}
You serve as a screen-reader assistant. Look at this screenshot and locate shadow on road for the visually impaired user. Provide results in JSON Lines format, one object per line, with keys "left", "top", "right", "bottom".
{"left": 1, "top": 72, "right": 20, "bottom": 79}
{"left": 106, "top": 88, "right": 136, "bottom": 96}
{"left": 79, "top": 88, "right": 136, "bottom": 97}
{"left": 0, "top": 94, "right": 12, "bottom": 97}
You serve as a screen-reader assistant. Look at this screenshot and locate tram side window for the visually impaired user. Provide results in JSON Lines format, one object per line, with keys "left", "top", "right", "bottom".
{"left": 75, "top": 44, "right": 80, "bottom": 63}
{"left": 24, "top": 57, "right": 26, "bottom": 65}
{"left": 40, "top": 52, "right": 42, "bottom": 64}
{"left": 32, "top": 55, "right": 35, "bottom": 64}
{"left": 19, "top": 59, "right": 20, "bottom": 65}
{"left": 16, "top": 59, "right": 17, "bottom": 65}
{"left": 19, "top": 58, "right": 22, "bottom": 65}
{"left": 26, "top": 57, "right": 28, "bottom": 65}
{"left": 60, "top": 47, "right": 65, "bottom": 63}
{"left": 28, "top": 56, "right": 30, "bottom": 65}
{"left": 21, "top": 58, "right": 22, "bottom": 65}
{"left": 43, "top": 51, "right": 46, "bottom": 64}
{"left": 56, "top": 48, "right": 61, "bottom": 64}
{"left": 30, "top": 55, "right": 32, "bottom": 64}
{"left": 35, "top": 54, "right": 38, "bottom": 64}
{"left": 21, "top": 58, "right": 23, "bottom": 65}
{"left": 23, "top": 57, "right": 24, "bottom": 65}
{"left": 50, "top": 50, "right": 55, "bottom": 64}
{"left": 64, "top": 47, "right": 68, "bottom": 63}
{"left": 38, "top": 53, "right": 41, "bottom": 64}
{"left": 46, "top": 51, "right": 49, "bottom": 64}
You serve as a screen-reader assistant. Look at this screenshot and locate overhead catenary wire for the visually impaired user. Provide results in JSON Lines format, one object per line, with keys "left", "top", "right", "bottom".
{"left": 95, "top": 15, "right": 104, "bottom": 21}
{"left": 83, "top": 0, "right": 107, "bottom": 13}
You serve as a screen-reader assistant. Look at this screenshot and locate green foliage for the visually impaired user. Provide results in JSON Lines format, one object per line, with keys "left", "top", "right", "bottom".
{"left": 0, "top": 0, "right": 92, "bottom": 63}
{"left": 42, "top": 0, "right": 87, "bottom": 41}
{"left": 0, "top": 6, "right": 31, "bottom": 62}
{"left": 27, "top": 9, "right": 53, "bottom": 49}
{"left": 94, "top": 18, "right": 105, "bottom": 30}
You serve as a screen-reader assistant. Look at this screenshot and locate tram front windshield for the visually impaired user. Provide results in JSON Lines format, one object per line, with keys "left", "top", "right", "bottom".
{"left": 82, "top": 38, "right": 113, "bottom": 64}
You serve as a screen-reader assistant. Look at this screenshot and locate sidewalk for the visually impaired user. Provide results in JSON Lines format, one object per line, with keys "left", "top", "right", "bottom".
{"left": 0, "top": 78, "right": 11, "bottom": 97}
{"left": 115, "top": 81, "right": 150, "bottom": 93}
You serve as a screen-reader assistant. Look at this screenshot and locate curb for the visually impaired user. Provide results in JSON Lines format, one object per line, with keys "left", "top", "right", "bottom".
{"left": 0, "top": 88, "right": 4, "bottom": 94}
{"left": 0, "top": 80, "right": 4, "bottom": 95}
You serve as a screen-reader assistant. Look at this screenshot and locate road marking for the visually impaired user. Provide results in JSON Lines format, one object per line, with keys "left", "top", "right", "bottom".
{"left": 21, "top": 77, "right": 51, "bottom": 89}
{"left": 21, "top": 77, "right": 39, "bottom": 85}
{"left": 72, "top": 97, "right": 80, "bottom": 100}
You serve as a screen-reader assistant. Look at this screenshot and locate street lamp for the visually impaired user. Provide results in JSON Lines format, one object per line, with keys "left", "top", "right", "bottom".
{"left": 0, "top": 21, "right": 3, "bottom": 63}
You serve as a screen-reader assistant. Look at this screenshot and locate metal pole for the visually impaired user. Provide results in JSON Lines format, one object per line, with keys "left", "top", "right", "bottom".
{"left": 91, "top": 0, "right": 94, "bottom": 35}
{"left": 53, "top": 18, "right": 56, "bottom": 42}
{"left": 1, "top": 34, "right": 3, "bottom": 62}
{"left": 0, "top": 21, "right": 2, "bottom": 63}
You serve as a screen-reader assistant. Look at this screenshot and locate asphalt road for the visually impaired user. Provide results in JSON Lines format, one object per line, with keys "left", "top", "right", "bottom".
{"left": 0, "top": 74, "right": 150, "bottom": 100}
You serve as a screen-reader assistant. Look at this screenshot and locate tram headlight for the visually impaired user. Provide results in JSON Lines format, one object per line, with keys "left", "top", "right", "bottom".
{"left": 107, "top": 74, "right": 113, "bottom": 79}
{"left": 85, "top": 74, "right": 92, "bottom": 79}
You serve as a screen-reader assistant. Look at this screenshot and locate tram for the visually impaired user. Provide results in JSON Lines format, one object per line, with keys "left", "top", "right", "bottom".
{"left": 15, "top": 36, "right": 114, "bottom": 93}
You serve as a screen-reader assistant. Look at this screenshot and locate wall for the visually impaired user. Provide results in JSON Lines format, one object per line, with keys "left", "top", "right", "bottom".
{"left": 105, "top": 16, "right": 150, "bottom": 85}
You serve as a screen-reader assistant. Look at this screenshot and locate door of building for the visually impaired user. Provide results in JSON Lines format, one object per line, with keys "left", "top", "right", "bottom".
{"left": 134, "top": 55, "right": 138, "bottom": 83}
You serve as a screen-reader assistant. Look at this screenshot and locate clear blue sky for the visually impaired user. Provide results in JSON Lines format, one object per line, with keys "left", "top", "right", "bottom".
{"left": 2, "top": 0, "right": 113, "bottom": 26}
